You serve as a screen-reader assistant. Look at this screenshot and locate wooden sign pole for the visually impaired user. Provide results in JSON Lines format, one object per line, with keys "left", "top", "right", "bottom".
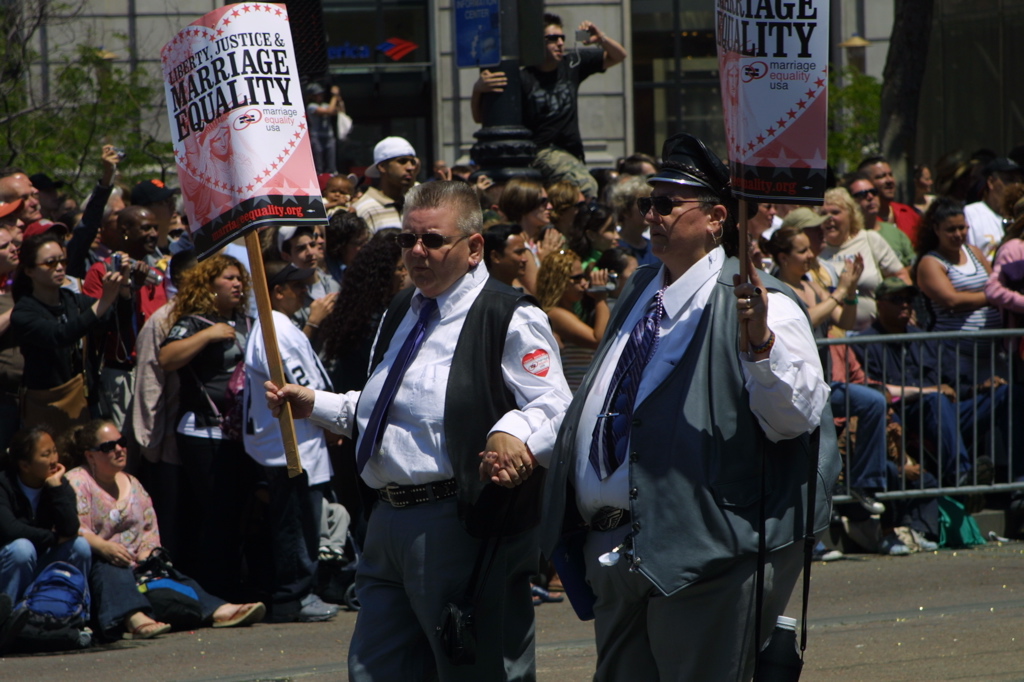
{"left": 738, "top": 198, "right": 749, "bottom": 353}
{"left": 244, "top": 231, "right": 303, "bottom": 478}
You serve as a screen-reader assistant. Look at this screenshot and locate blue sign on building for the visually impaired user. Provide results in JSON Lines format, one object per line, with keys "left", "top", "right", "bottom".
{"left": 454, "top": 0, "right": 501, "bottom": 68}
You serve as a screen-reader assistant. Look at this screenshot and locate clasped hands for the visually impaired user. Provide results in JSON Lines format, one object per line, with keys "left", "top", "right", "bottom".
{"left": 479, "top": 431, "right": 537, "bottom": 489}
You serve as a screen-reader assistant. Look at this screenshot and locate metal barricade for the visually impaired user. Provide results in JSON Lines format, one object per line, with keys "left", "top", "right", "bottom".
{"left": 817, "top": 328, "right": 1024, "bottom": 505}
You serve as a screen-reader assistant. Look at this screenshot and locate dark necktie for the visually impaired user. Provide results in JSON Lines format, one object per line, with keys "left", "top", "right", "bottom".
{"left": 588, "top": 288, "right": 666, "bottom": 480}
{"left": 356, "top": 296, "right": 438, "bottom": 473}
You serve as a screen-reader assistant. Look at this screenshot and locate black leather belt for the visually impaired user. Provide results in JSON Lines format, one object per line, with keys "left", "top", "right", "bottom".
{"left": 590, "top": 506, "right": 631, "bottom": 532}
{"left": 377, "top": 479, "right": 458, "bottom": 508}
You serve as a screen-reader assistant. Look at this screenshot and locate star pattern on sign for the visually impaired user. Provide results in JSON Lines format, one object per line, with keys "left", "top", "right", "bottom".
{"left": 736, "top": 64, "right": 831, "bottom": 157}
{"left": 275, "top": 8, "right": 282, "bottom": 15}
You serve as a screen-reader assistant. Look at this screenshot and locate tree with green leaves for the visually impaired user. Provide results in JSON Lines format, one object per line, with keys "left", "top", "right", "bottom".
{"left": 828, "top": 65, "right": 882, "bottom": 175}
{"left": 0, "top": 0, "right": 173, "bottom": 197}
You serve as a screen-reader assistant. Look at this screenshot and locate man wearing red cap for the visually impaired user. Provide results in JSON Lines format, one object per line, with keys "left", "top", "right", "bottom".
{"left": 0, "top": 172, "right": 42, "bottom": 226}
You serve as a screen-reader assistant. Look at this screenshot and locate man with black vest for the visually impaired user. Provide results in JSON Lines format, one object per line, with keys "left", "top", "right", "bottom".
{"left": 547, "top": 134, "right": 837, "bottom": 680}
{"left": 264, "top": 180, "right": 571, "bottom": 680}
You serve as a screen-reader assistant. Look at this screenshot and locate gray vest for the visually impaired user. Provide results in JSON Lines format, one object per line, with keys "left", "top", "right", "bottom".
{"left": 545, "top": 258, "right": 839, "bottom": 596}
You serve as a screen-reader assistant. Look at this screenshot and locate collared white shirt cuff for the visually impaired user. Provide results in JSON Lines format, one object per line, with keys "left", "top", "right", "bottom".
{"left": 489, "top": 413, "right": 533, "bottom": 450}
{"left": 309, "top": 389, "right": 358, "bottom": 436}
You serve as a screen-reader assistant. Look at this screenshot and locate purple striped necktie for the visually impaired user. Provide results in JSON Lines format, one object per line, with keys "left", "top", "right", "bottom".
{"left": 588, "top": 287, "right": 666, "bottom": 480}
{"left": 356, "top": 296, "right": 438, "bottom": 473}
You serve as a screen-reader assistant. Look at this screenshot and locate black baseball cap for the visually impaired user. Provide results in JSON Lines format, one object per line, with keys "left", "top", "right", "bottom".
{"left": 267, "top": 262, "right": 315, "bottom": 288}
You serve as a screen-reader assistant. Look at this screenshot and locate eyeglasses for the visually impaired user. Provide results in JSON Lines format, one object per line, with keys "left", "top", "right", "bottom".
{"left": 395, "top": 232, "right": 468, "bottom": 250}
{"left": 90, "top": 436, "right": 128, "bottom": 453}
{"left": 881, "top": 294, "right": 915, "bottom": 305}
{"left": 568, "top": 273, "right": 588, "bottom": 282}
{"left": 35, "top": 257, "right": 67, "bottom": 269}
{"left": 545, "top": 34, "right": 566, "bottom": 43}
{"left": 851, "top": 188, "right": 879, "bottom": 200}
{"left": 636, "top": 196, "right": 706, "bottom": 216}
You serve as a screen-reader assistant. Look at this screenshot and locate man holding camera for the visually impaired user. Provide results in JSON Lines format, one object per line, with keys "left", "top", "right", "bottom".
{"left": 83, "top": 205, "right": 168, "bottom": 428}
{"left": 471, "top": 13, "right": 626, "bottom": 198}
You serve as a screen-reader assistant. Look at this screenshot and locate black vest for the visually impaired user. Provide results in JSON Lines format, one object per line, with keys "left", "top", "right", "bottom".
{"left": 370, "top": 276, "right": 546, "bottom": 538}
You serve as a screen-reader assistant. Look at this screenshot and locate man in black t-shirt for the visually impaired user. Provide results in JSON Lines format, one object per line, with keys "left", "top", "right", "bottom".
{"left": 472, "top": 13, "right": 627, "bottom": 198}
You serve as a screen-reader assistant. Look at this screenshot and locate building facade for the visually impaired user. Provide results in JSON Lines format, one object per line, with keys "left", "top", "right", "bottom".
{"left": 35, "top": 0, "right": 1022, "bottom": 182}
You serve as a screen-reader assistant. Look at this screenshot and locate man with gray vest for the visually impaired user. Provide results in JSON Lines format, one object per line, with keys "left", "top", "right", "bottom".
{"left": 264, "top": 180, "right": 571, "bottom": 680}
{"left": 547, "top": 133, "right": 836, "bottom": 680}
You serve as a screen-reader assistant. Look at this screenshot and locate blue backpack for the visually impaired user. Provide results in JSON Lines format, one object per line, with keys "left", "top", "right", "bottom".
{"left": 8, "top": 561, "right": 92, "bottom": 650}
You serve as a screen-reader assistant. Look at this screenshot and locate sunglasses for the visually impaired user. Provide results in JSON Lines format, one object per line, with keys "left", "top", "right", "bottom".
{"left": 636, "top": 196, "right": 706, "bottom": 216}
{"left": 395, "top": 232, "right": 468, "bottom": 250}
{"left": 545, "top": 34, "right": 566, "bottom": 43}
{"left": 536, "top": 195, "right": 551, "bottom": 209}
{"left": 90, "top": 436, "right": 128, "bottom": 453}
{"left": 35, "top": 257, "right": 68, "bottom": 269}
{"left": 568, "top": 273, "right": 588, "bottom": 282}
{"left": 851, "top": 188, "right": 879, "bottom": 200}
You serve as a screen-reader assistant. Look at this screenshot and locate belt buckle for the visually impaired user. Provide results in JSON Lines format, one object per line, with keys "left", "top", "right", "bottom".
{"left": 593, "top": 507, "right": 624, "bottom": 532}
{"left": 384, "top": 483, "right": 408, "bottom": 508}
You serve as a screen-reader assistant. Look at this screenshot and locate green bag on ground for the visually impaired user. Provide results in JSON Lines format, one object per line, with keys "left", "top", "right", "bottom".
{"left": 937, "top": 496, "right": 987, "bottom": 548}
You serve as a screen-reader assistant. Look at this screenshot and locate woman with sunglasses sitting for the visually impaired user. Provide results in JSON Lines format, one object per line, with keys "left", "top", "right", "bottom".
{"left": 11, "top": 232, "right": 122, "bottom": 434}
{"left": 63, "top": 420, "right": 265, "bottom": 640}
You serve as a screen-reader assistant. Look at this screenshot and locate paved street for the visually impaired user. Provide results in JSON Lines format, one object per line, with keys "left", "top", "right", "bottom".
{"left": 5, "top": 540, "right": 1024, "bottom": 681}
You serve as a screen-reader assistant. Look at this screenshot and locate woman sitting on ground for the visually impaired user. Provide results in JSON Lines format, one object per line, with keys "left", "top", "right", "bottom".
{"left": 0, "top": 426, "right": 92, "bottom": 603}
{"left": 63, "top": 419, "right": 265, "bottom": 640}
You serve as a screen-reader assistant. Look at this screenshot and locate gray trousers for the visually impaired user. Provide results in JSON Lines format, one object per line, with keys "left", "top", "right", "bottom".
{"left": 584, "top": 527, "right": 804, "bottom": 682}
{"left": 348, "top": 496, "right": 539, "bottom": 682}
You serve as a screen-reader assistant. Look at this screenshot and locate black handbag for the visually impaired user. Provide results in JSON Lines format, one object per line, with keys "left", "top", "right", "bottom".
{"left": 134, "top": 548, "right": 204, "bottom": 630}
{"left": 437, "top": 600, "right": 477, "bottom": 665}
{"left": 436, "top": 487, "right": 519, "bottom": 665}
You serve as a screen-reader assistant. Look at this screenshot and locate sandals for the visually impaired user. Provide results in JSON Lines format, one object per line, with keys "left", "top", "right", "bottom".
{"left": 212, "top": 602, "right": 266, "bottom": 628}
{"left": 123, "top": 620, "right": 171, "bottom": 640}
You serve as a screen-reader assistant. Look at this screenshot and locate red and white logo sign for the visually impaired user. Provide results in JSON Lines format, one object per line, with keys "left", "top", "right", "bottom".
{"left": 521, "top": 349, "right": 550, "bottom": 377}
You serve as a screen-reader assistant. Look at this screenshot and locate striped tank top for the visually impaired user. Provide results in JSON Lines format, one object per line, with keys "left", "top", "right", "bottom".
{"left": 927, "top": 246, "right": 1002, "bottom": 333}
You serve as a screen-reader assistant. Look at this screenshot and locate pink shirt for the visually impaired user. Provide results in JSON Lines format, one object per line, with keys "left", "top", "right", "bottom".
{"left": 66, "top": 467, "right": 161, "bottom": 565}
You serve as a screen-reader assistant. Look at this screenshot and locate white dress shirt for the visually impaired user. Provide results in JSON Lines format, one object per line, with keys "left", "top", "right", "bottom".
{"left": 573, "top": 247, "right": 830, "bottom": 521}
{"left": 309, "top": 263, "right": 572, "bottom": 489}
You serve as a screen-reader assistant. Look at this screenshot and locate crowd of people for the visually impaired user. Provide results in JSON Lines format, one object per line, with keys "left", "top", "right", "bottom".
{"left": 1, "top": 129, "right": 1019, "bottom": 663}
{"left": 0, "top": 9, "right": 1020, "bottom": 679}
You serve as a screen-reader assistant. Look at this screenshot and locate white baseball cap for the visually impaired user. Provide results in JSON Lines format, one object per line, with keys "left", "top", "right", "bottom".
{"left": 365, "top": 136, "right": 417, "bottom": 178}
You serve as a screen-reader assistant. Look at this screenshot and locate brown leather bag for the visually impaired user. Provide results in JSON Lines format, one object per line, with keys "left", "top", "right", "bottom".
{"left": 21, "top": 372, "right": 90, "bottom": 435}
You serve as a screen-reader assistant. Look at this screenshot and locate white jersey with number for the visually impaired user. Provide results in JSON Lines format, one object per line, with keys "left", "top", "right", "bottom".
{"left": 244, "top": 310, "right": 334, "bottom": 484}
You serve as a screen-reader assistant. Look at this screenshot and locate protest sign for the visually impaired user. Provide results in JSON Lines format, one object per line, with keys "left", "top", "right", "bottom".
{"left": 716, "top": 0, "right": 829, "bottom": 204}
{"left": 161, "top": 2, "right": 326, "bottom": 259}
